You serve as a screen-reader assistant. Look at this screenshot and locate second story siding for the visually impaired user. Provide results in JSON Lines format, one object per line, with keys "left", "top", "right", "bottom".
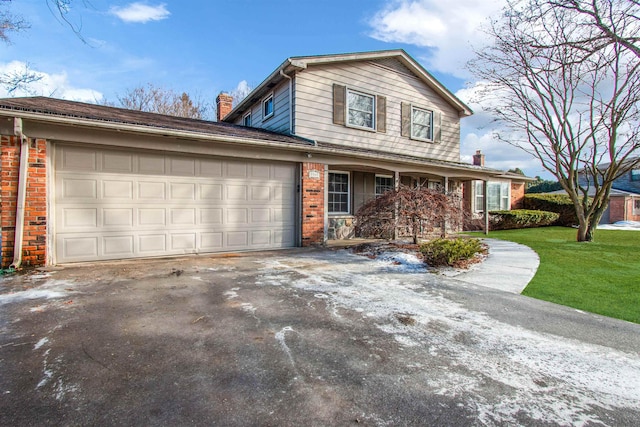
{"left": 234, "top": 80, "right": 291, "bottom": 134}
{"left": 294, "top": 59, "right": 461, "bottom": 162}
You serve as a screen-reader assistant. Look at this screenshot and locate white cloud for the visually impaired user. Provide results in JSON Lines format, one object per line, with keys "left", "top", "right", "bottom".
{"left": 110, "top": 3, "right": 170, "bottom": 24}
{"left": 229, "top": 80, "right": 252, "bottom": 106}
{"left": 369, "top": 0, "right": 506, "bottom": 77}
{"left": 0, "top": 61, "right": 103, "bottom": 102}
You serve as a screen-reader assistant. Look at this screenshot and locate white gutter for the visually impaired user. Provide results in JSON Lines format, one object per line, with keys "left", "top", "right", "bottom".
{"left": 11, "top": 118, "right": 29, "bottom": 269}
{"left": 0, "top": 111, "right": 507, "bottom": 179}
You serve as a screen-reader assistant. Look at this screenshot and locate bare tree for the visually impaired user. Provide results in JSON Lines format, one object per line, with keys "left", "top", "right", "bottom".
{"left": 115, "top": 84, "right": 211, "bottom": 120}
{"left": 469, "top": 0, "right": 640, "bottom": 242}
{"left": 355, "top": 185, "right": 465, "bottom": 244}
{"left": 1, "top": 0, "right": 91, "bottom": 94}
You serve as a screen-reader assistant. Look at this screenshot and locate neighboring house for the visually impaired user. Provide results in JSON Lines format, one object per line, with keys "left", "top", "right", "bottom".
{"left": 0, "top": 50, "right": 530, "bottom": 267}
{"left": 575, "top": 157, "right": 640, "bottom": 223}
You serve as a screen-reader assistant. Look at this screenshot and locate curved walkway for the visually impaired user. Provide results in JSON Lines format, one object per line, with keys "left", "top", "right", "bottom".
{"left": 454, "top": 238, "right": 540, "bottom": 294}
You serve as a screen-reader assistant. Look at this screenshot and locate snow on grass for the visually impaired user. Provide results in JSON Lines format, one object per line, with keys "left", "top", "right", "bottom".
{"left": 255, "top": 249, "right": 640, "bottom": 425}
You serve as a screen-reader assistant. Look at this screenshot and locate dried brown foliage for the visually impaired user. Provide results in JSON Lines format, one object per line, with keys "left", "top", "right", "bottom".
{"left": 355, "top": 185, "right": 466, "bottom": 244}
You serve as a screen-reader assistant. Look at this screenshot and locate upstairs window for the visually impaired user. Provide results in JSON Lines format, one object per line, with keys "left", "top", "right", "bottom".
{"left": 263, "top": 94, "right": 274, "bottom": 119}
{"left": 328, "top": 172, "right": 350, "bottom": 214}
{"left": 401, "top": 102, "right": 440, "bottom": 143}
{"left": 347, "top": 89, "right": 375, "bottom": 130}
{"left": 333, "top": 84, "right": 386, "bottom": 132}
{"left": 243, "top": 112, "right": 252, "bottom": 127}
{"left": 631, "top": 168, "right": 640, "bottom": 181}
{"left": 375, "top": 175, "right": 394, "bottom": 196}
{"left": 411, "top": 106, "right": 433, "bottom": 141}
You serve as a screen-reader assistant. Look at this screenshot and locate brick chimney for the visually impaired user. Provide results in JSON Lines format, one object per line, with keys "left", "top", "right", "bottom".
{"left": 216, "top": 93, "right": 233, "bottom": 121}
{"left": 473, "top": 150, "right": 485, "bottom": 167}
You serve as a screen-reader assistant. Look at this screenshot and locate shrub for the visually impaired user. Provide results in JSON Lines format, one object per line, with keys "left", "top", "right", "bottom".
{"left": 420, "top": 238, "right": 483, "bottom": 267}
{"left": 523, "top": 194, "right": 580, "bottom": 226}
{"left": 489, "top": 209, "right": 559, "bottom": 230}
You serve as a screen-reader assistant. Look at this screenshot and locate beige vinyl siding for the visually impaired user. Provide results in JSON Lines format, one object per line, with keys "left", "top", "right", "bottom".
{"left": 234, "top": 81, "right": 291, "bottom": 134}
{"left": 294, "top": 60, "right": 461, "bottom": 162}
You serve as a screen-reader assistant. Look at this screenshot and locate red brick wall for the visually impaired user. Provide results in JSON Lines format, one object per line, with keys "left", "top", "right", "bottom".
{"left": 511, "top": 182, "right": 525, "bottom": 209}
{"left": 1, "top": 136, "right": 47, "bottom": 267}
{"left": 300, "top": 162, "right": 325, "bottom": 246}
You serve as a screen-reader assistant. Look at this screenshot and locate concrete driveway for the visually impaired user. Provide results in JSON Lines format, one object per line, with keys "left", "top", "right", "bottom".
{"left": 1, "top": 247, "right": 639, "bottom": 426}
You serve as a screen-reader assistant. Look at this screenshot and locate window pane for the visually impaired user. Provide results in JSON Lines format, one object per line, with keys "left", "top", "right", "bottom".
{"left": 328, "top": 172, "right": 349, "bottom": 213}
{"left": 411, "top": 107, "right": 432, "bottom": 140}
{"left": 263, "top": 97, "right": 273, "bottom": 116}
{"left": 487, "top": 183, "right": 501, "bottom": 211}
{"left": 347, "top": 91, "right": 374, "bottom": 129}
{"left": 375, "top": 176, "right": 394, "bottom": 196}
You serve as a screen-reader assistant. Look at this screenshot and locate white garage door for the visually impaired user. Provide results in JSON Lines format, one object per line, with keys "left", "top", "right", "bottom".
{"left": 54, "top": 144, "right": 297, "bottom": 263}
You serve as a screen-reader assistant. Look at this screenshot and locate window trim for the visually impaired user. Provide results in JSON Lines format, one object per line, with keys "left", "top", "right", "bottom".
{"left": 346, "top": 88, "right": 376, "bottom": 131}
{"left": 243, "top": 112, "right": 252, "bottom": 127}
{"left": 633, "top": 198, "right": 640, "bottom": 215}
{"left": 410, "top": 105, "right": 434, "bottom": 142}
{"left": 474, "top": 181, "right": 510, "bottom": 212}
{"left": 262, "top": 93, "right": 274, "bottom": 120}
{"left": 328, "top": 171, "right": 351, "bottom": 215}
{"left": 375, "top": 174, "right": 394, "bottom": 197}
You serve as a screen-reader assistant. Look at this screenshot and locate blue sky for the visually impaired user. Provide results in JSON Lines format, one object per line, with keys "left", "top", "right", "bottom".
{"left": 0, "top": 0, "right": 549, "bottom": 178}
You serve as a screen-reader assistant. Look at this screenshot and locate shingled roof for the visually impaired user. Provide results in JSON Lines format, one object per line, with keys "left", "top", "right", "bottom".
{"left": 0, "top": 96, "right": 313, "bottom": 146}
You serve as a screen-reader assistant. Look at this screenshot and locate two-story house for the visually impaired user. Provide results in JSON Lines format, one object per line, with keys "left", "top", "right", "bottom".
{"left": 222, "top": 50, "right": 528, "bottom": 239}
{"left": 0, "top": 50, "right": 528, "bottom": 267}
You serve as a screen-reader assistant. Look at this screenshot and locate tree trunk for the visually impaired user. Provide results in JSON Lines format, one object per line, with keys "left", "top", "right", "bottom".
{"left": 576, "top": 221, "right": 591, "bottom": 242}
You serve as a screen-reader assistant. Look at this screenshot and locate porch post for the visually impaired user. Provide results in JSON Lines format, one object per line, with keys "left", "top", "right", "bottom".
{"left": 442, "top": 176, "right": 449, "bottom": 238}
{"left": 394, "top": 171, "right": 400, "bottom": 240}
{"left": 483, "top": 179, "right": 489, "bottom": 235}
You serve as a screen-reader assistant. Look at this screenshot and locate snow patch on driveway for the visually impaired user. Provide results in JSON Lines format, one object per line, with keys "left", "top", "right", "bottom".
{"left": 256, "top": 250, "right": 640, "bottom": 426}
{"left": 0, "top": 280, "right": 75, "bottom": 305}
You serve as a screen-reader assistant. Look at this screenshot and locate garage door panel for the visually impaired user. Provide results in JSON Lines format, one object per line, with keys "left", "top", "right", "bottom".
{"left": 138, "top": 181, "right": 166, "bottom": 199}
{"left": 200, "top": 184, "right": 222, "bottom": 200}
{"left": 103, "top": 152, "right": 133, "bottom": 172}
{"left": 139, "top": 208, "right": 166, "bottom": 226}
{"left": 60, "top": 236, "right": 99, "bottom": 259}
{"left": 200, "top": 209, "right": 223, "bottom": 224}
{"left": 62, "top": 178, "right": 97, "bottom": 199}
{"left": 171, "top": 208, "right": 196, "bottom": 225}
{"left": 170, "top": 182, "right": 196, "bottom": 200}
{"left": 103, "top": 208, "right": 133, "bottom": 227}
{"left": 199, "top": 159, "right": 223, "bottom": 177}
{"left": 138, "top": 154, "right": 166, "bottom": 174}
{"left": 170, "top": 158, "right": 196, "bottom": 176}
{"left": 55, "top": 145, "right": 297, "bottom": 263}
{"left": 103, "top": 180, "right": 133, "bottom": 199}
{"left": 139, "top": 234, "right": 167, "bottom": 253}
{"left": 62, "top": 208, "right": 98, "bottom": 229}
{"left": 171, "top": 233, "right": 196, "bottom": 251}
{"left": 103, "top": 235, "right": 134, "bottom": 256}
{"left": 58, "top": 146, "right": 98, "bottom": 171}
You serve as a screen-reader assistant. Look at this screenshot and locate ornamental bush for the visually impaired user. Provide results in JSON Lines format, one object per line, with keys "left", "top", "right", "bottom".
{"left": 523, "top": 194, "right": 580, "bottom": 226}
{"left": 420, "top": 238, "right": 483, "bottom": 267}
{"left": 489, "top": 209, "right": 559, "bottom": 230}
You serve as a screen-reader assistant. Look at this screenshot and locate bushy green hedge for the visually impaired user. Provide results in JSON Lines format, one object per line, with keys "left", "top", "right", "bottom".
{"left": 523, "top": 194, "right": 579, "bottom": 226}
{"left": 489, "top": 209, "right": 560, "bottom": 230}
{"left": 420, "top": 238, "right": 483, "bottom": 267}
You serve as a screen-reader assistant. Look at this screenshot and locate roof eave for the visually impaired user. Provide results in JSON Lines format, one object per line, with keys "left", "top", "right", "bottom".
{"left": 224, "top": 50, "right": 473, "bottom": 121}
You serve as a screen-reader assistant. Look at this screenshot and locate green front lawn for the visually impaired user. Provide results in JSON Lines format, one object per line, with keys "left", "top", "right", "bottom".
{"left": 482, "top": 227, "right": 640, "bottom": 324}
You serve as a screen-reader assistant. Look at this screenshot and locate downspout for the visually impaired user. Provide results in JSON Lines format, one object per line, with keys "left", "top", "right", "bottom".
{"left": 11, "top": 118, "right": 29, "bottom": 269}
{"left": 279, "top": 69, "right": 317, "bottom": 146}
